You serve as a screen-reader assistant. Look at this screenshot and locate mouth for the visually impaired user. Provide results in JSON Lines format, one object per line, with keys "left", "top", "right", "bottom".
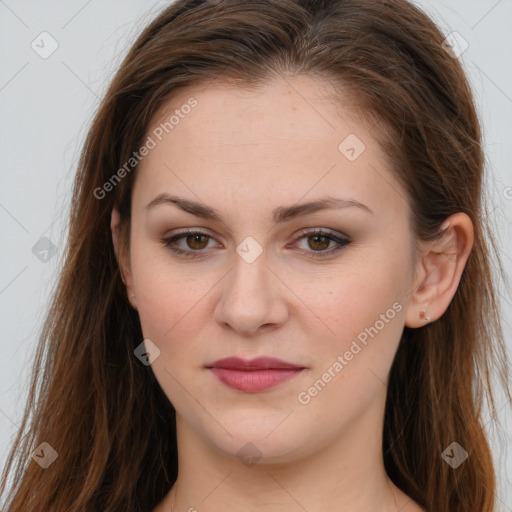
{"left": 205, "top": 357, "right": 306, "bottom": 393}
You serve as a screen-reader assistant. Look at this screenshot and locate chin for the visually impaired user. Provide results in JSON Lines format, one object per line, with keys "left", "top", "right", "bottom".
{"left": 195, "top": 414, "right": 319, "bottom": 466}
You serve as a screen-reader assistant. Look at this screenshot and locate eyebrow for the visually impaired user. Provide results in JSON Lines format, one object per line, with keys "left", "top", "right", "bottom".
{"left": 145, "top": 193, "right": 373, "bottom": 223}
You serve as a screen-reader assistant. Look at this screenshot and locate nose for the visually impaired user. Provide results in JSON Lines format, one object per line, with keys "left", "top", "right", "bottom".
{"left": 214, "top": 253, "right": 289, "bottom": 337}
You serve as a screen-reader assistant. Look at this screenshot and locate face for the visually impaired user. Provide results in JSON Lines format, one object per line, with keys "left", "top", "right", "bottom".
{"left": 122, "top": 75, "right": 419, "bottom": 463}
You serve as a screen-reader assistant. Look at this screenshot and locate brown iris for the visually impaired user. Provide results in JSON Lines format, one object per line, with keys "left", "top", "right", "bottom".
{"left": 185, "top": 233, "right": 209, "bottom": 250}
{"left": 307, "top": 234, "right": 330, "bottom": 251}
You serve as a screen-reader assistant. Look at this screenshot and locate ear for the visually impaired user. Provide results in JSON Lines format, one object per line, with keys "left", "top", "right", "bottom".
{"left": 111, "top": 207, "right": 137, "bottom": 309}
{"left": 404, "top": 212, "right": 474, "bottom": 327}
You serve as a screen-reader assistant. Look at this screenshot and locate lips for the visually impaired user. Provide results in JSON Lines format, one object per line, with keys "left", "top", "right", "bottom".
{"left": 207, "top": 356, "right": 304, "bottom": 371}
{"left": 206, "top": 357, "right": 306, "bottom": 392}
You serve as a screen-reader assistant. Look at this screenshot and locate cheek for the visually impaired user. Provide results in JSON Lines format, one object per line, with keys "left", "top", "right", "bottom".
{"left": 299, "top": 261, "right": 403, "bottom": 340}
{"left": 296, "top": 250, "right": 408, "bottom": 384}
{"left": 130, "top": 245, "right": 214, "bottom": 357}
{"left": 293, "top": 275, "right": 405, "bottom": 430}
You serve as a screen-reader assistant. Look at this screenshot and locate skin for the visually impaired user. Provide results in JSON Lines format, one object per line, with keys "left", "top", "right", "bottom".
{"left": 111, "top": 74, "right": 474, "bottom": 512}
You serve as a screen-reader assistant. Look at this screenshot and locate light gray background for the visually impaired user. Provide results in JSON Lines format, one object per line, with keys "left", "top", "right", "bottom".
{"left": 1, "top": 0, "right": 511, "bottom": 509}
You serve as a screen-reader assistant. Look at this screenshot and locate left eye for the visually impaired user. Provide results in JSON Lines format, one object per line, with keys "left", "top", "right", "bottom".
{"left": 290, "top": 228, "right": 351, "bottom": 258}
{"left": 162, "top": 228, "right": 351, "bottom": 259}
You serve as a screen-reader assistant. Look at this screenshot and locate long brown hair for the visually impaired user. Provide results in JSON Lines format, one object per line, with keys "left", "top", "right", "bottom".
{"left": 1, "top": 1, "right": 510, "bottom": 510}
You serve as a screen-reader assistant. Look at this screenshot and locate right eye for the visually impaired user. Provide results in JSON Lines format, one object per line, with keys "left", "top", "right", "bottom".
{"left": 161, "top": 229, "right": 220, "bottom": 258}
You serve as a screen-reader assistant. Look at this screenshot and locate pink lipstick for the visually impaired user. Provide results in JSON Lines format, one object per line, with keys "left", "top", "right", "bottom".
{"left": 206, "top": 357, "right": 306, "bottom": 392}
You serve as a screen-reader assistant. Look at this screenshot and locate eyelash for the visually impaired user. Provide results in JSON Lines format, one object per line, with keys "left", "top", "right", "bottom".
{"left": 161, "top": 228, "right": 351, "bottom": 259}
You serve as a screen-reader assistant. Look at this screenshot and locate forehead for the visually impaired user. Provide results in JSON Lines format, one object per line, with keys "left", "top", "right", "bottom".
{"left": 134, "top": 75, "right": 407, "bottom": 222}
{"left": 148, "top": 75, "right": 367, "bottom": 154}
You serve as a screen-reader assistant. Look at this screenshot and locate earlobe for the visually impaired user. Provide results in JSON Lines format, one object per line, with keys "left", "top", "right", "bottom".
{"left": 110, "top": 207, "right": 137, "bottom": 309}
{"left": 404, "top": 212, "right": 474, "bottom": 328}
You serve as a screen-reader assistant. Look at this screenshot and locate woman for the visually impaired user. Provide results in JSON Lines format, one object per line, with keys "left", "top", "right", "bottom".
{"left": 1, "top": 0, "right": 510, "bottom": 511}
